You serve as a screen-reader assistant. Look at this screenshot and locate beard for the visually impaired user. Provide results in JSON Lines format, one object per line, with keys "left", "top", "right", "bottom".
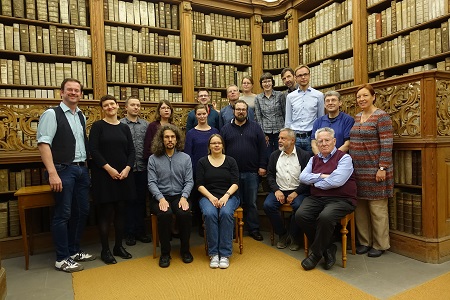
{"left": 234, "top": 114, "right": 246, "bottom": 122}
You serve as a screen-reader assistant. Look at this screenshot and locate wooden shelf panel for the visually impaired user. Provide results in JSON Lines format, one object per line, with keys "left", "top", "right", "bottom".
{"left": 0, "top": 50, "right": 91, "bottom": 60}
{"left": 262, "top": 48, "right": 289, "bottom": 54}
{"left": 104, "top": 20, "right": 180, "bottom": 34}
{"left": 193, "top": 33, "right": 251, "bottom": 44}
{"left": 262, "top": 30, "right": 288, "bottom": 39}
{"left": 193, "top": 58, "right": 251, "bottom": 67}
{"left": 105, "top": 50, "right": 180, "bottom": 61}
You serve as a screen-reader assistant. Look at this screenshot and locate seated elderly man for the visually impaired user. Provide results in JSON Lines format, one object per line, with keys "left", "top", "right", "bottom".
{"left": 296, "top": 127, "right": 356, "bottom": 271}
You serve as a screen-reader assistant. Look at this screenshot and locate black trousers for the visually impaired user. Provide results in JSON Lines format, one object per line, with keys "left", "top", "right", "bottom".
{"left": 151, "top": 195, "right": 192, "bottom": 256}
{"left": 295, "top": 196, "right": 355, "bottom": 256}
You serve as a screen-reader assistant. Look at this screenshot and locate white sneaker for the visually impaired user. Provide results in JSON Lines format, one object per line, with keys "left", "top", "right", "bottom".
{"left": 210, "top": 255, "right": 219, "bottom": 269}
{"left": 55, "top": 257, "right": 84, "bottom": 273}
{"left": 70, "top": 250, "right": 96, "bottom": 262}
{"left": 219, "top": 257, "right": 229, "bottom": 269}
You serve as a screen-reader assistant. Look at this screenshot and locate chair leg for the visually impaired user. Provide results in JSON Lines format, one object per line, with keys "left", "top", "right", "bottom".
{"left": 270, "top": 227, "right": 275, "bottom": 246}
{"left": 151, "top": 214, "right": 159, "bottom": 259}
{"left": 238, "top": 216, "right": 244, "bottom": 254}
{"left": 341, "top": 218, "right": 349, "bottom": 268}
{"left": 350, "top": 213, "right": 356, "bottom": 255}
{"left": 303, "top": 234, "right": 309, "bottom": 257}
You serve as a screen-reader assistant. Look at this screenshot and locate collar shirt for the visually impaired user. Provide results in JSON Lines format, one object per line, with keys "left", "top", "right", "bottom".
{"left": 276, "top": 147, "right": 301, "bottom": 191}
{"left": 254, "top": 90, "right": 285, "bottom": 134}
{"left": 285, "top": 86, "right": 325, "bottom": 132}
{"left": 120, "top": 117, "right": 149, "bottom": 171}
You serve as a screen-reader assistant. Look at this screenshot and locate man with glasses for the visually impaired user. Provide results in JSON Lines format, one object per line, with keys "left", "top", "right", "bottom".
{"left": 220, "top": 84, "right": 254, "bottom": 128}
{"left": 296, "top": 127, "right": 356, "bottom": 271}
{"left": 186, "top": 89, "right": 220, "bottom": 132}
{"left": 285, "top": 65, "right": 324, "bottom": 152}
{"left": 220, "top": 100, "right": 267, "bottom": 241}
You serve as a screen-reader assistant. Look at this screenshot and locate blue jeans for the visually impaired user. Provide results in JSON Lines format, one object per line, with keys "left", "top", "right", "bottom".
{"left": 238, "top": 172, "right": 260, "bottom": 233}
{"left": 125, "top": 170, "right": 148, "bottom": 237}
{"left": 295, "top": 136, "right": 312, "bottom": 152}
{"left": 263, "top": 191, "right": 305, "bottom": 241}
{"left": 51, "top": 164, "right": 90, "bottom": 261}
{"left": 200, "top": 196, "right": 240, "bottom": 257}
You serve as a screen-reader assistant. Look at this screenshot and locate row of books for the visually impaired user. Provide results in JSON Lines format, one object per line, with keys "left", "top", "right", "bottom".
{"left": 299, "top": 24, "right": 353, "bottom": 65}
{"left": 0, "top": 168, "right": 47, "bottom": 192}
{"left": 318, "top": 81, "right": 354, "bottom": 93}
{"left": 0, "top": 57, "right": 92, "bottom": 89}
{"left": 393, "top": 150, "right": 422, "bottom": 185}
{"left": 106, "top": 86, "right": 182, "bottom": 103}
{"left": 104, "top": 0, "right": 178, "bottom": 30}
{"left": 298, "top": 0, "right": 353, "bottom": 43}
{"left": 106, "top": 55, "right": 181, "bottom": 86}
{"left": 262, "top": 19, "right": 287, "bottom": 34}
{"left": 1, "top": 0, "right": 88, "bottom": 26}
{"left": 263, "top": 53, "right": 289, "bottom": 70}
{"left": 309, "top": 57, "right": 354, "bottom": 87}
{"left": 367, "top": 0, "right": 449, "bottom": 42}
{"left": 193, "top": 61, "right": 252, "bottom": 89}
{"left": 191, "top": 11, "right": 251, "bottom": 41}
{"left": 368, "top": 23, "right": 450, "bottom": 72}
{"left": 104, "top": 26, "right": 180, "bottom": 57}
{"left": 389, "top": 191, "right": 422, "bottom": 236}
{"left": 0, "top": 23, "right": 91, "bottom": 57}
{"left": 0, "top": 200, "right": 19, "bottom": 238}
{"left": 0, "top": 88, "right": 93, "bottom": 99}
{"left": 263, "top": 37, "right": 288, "bottom": 52}
{"left": 192, "top": 38, "right": 252, "bottom": 65}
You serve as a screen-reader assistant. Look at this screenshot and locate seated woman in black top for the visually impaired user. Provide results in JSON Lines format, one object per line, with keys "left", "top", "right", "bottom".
{"left": 197, "top": 134, "right": 239, "bottom": 269}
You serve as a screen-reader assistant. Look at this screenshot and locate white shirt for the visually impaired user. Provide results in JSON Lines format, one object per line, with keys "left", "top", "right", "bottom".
{"left": 276, "top": 147, "right": 301, "bottom": 191}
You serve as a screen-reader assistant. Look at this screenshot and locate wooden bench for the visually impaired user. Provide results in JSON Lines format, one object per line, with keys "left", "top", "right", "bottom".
{"left": 14, "top": 185, "right": 53, "bottom": 270}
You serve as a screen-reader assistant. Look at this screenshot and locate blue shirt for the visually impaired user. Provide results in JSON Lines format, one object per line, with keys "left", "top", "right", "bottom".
{"left": 300, "top": 147, "right": 353, "bottom": 190}
{"left": 185, "top": 104, "right": 220, "bottom": 132}
{"left": 37, "top": 101, "right": 87, "bottom": 162}
{"left": 311, "top": 112, "right": 355, "bottom": 148}
{"left": 220, "top": 104, "right": 255, "bottom": 128}
{"left": 285, "top": 86, "right": 325, "bottom": 132}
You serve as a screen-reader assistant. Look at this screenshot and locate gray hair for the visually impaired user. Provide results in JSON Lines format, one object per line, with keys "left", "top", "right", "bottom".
{"left": 279, "top": 128, "right": 295, "bottom": 139}
{"left": 315, "top": 127, "right": 335, "bottom": 140}
{"left": 324, "top": 90, "right": 341, "bottom": 100}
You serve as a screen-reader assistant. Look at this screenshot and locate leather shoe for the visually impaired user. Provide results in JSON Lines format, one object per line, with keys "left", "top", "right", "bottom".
{"left": 125, "top": 235, "right": 136, "bottom": 246}
{"left": 113, "top": 246, "right": 132, "bottom": 259}
{"left": 181, "top": 251, "right": 194, "bottom": 264}
{"left": 101, "top": 249, "right": 117, "bottom": 265}
{"left": 323, "top": 244, "right": 337, "bottom": 270}
{"left": 136, "top": 234, "right": 151, "bottom": 243}
{"left": 159, "top": 255, "right": 171, "bottom": 268}
{"left": 249, "top": 231, "right": 264, "bottom": 241}
{"left": 301, "top": 252, "right": 322, "bottom": 271}
{"left": 368, "top": 248, "right": 385, "bottom": 258}
{"left": 356, "top": 245, "right": 371, "bottom": 255}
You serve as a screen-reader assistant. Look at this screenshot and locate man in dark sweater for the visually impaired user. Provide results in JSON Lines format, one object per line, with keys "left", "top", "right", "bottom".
{"left": 296, "top": 127, "right": 356, "bottom": 271}
{"left": 221, "top": 100, "right": 267, "bottom": 241}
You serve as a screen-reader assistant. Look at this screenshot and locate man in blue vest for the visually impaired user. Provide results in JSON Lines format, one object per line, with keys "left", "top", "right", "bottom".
{"left": 296, "top": 127, "right": 356, "bottom": 271}
{"left": 37, "top": 78, "right": 95, "bottom": 272}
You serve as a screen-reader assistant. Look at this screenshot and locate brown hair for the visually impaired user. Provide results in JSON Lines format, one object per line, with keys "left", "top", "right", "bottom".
{"left": 356, "top": 83, "right": 375, "bottom": 96}
{"left": 155, "top": 100, "right": 174, "bottom": 123}
{"left": 208, "top": 134, "right": 225, "bottom": 154}
{"left": 99, "top": 94, "right": 117, "bottom": 107}
{"left": 60, "top": 78, "right": 83, "bottom": 92}
{"left": 151, "top": 124, "right": 184, "bottom": 156}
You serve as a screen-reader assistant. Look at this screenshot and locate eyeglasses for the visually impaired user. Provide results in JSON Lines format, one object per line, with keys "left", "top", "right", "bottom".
{"left": 210, "top": 142, "right": 222, "bottom": 145}
{"left": 235, "top": 108, "right": 247, "bottom": 112}
{"left": 296, "top": 73, "right": 310, "bottom": 78}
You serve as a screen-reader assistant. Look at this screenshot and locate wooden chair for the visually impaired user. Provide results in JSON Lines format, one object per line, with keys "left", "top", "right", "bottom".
{"left": 203, "top": 207, "right": 244, "bottom": 255}
{"left": 303, "top": 211, "right": 356, "bottom": 268}
{"left": 151, "top": 213, "right": 179, "bottom": 258}
{"left": 269, "top": 203, "right": 294, "bottom": 246}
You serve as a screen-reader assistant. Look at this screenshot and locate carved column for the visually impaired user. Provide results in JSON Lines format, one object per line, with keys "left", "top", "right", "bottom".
{"left": 286, "top": 8, "right": 299, "bottom": 69}
{"left": 180, "top": 1, "right": 195, "bottom": 103}
{"left": 251, "top": 14, "right": 263, "bottom": 94}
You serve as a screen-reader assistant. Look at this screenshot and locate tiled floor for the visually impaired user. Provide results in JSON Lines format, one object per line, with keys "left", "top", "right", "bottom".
{"left": 3, "top": 230, "right": 450, "bottom": 300}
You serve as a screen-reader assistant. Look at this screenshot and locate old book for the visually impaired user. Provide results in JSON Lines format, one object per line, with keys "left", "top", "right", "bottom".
{"left": 4, "top": 26, "right": 13, "bottom": 51}
{"left": 412, "top": 194, "right": 422, "bottom": 236}
{"left": 125, "top": 1, "right": 134, "bottom": 24}
{"left": 139, "top": 1, "right": 148, "bottom": 25}
{"left": 391, "top": 0, "right": 397, "bottom": 33}
{"left": 441, "top": 21, "right": 449, "bottom": 53}
{"left": 0, "top": 202, "right": 8, "bottom": 238}
{"left": 36, "top": 26, "right": 43, "bottom": 53}
{"left": 56, "top": 27, "right": 64, "bottom": 54}
{"left": 13, "top": 24, "right": 20, "bottom": 51}
{"left": 68, "top": 28, "right": 76, "bottom": 56}
{"left": 375, "top": 13, "right": 382, "bottom": 39}
{"left": 419, "top": 29, "right": 430, "bottom": 58}
{"left": 158, "top": 2, "right": 165, "bottom": 28}
{"left": 60, "top": 0, "right": 70, "bottom": 24}
{"left": 403, "top": 192, "right": 413, "bottom": 234}
{"left": 172, "top": 4, "right": 178, "bottom": 30}
{"left": 12, "top": 60, "right": 19, "bottom": 85}
{"left": 148, "top": 2, "right": 155, "bottom": 27}
{"left": 47, "top": 0, "right": 59, "bottom": 23}
{"left": 165, "top": 3, "right": 171, "bottom": 29}
{"left": 25, "top": 0, "right": 36, "bottom": 19}
{"left": 404, "top": 150, "right": 413, "bottom": 184}
{"left": 69, "top": 0, "right": 79, "bottom": 25}
{"left": 436, "top": 27, "right": 442, "bottom": 54}
{"left": 0, "top": 169, "right": 9, "bottom": 192}
{"left": 117, "top": 26, "right": 125, "bottom": 51}
{"left": 0, "top": 24, "right": 4, "bottom": 51}
{"left": 1, "top": 0, "right": 13, "bottom": 16}
{"left": 118, "top": 1, "right": 126, "bottom": 22}
{"left": 396, "top": 192, "right": 404, "bottom": 232}
{"left": 62, "top": 28, "right": 70, "bottom": 55}
{"left": 29, "top": 25, "right": 37, "bottom": 53}
{"left": 36, "top": 0, "right": 48, "bottom": 21}
{"left": 409, "top": 30, "right": 420, "bottom": 61}
{"left": 19, "top": 55, "right": 26, "bottom": 85}
{"left": 13, "top": 0, "right": 25, "bottom": 18}
{"left": 9, "top": 200, "right": 20, "bottom": 237}
{"left": 19, "top": 24, "right": 30, "bottom": 52}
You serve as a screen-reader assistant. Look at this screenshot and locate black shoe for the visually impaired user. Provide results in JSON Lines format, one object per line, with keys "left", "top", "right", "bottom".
{"left": 323, "top": 244, "right": 337, "bottom": 270}
{"left": 368, "top": 248, "right": 385, "bottom": 258}
{"left": 301, "top": 252, "right": 322, "bottom": 271}
{"left": 136, "top": 234, "right": 151, "bottom": 243}
{"left": 181, "top": 251, "right": 194, "bottom": 264}
{"left": 125, "top": 235, "right": 136, "bottom": 246}
{"left": 159, "top": 255, "right": 171, "bottom": 268}
{"left": 356, "top": 245, "right": 371, "bottom": 255}
{"left": 113, "top": 246, "right": 132, "bottom": 259}
{"left": 249, "top": 231, "right": 264, "bottom": 241}
{"left": 101, "top": 249, "right": 117, "bottom": 265}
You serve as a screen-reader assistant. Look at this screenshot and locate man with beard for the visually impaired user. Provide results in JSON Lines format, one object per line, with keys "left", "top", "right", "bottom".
{"left": 220, "top": 84, "right": 254, "bottom": 128}
{"left": 220, "top": 100, "right": 267, "bottom": 241}
{"left": 285, "top": 65, "right": 324, "bottom": 152}
{"left": 185, "top": 89, "right": 220, "bottom": 132}
{"left": 296, "top": 127, "right": 356, "bottom": 271}
{"left": 263, "top": 128, "right": 311, "bottom": 250}
{"left": 281, "top": 67, "right": 298, "bottom": 96}
{"left": 148, "top": 124, "right": 194, "bottom": 268}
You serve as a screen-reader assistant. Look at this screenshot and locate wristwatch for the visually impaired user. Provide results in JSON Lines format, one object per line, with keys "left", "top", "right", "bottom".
{"left": 379, "top": 167, "right": 385, "bottom": 171}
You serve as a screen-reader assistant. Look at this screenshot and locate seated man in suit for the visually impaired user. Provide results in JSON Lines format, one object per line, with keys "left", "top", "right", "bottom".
{"left": 263, "top": 128, "right": 310, "bottom": 250}
{"left": 296, "top": 127, "right": 356, "bottom": 271}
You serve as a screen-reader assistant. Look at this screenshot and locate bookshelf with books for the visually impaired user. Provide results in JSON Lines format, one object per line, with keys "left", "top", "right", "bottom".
{"left": 261, "top": 15, "right": 289, "bottom": 79}
{"left": 0, "top": 0, "right": 94, "bottom": 99}
{"left": 366, "top": 0, "right": 450, "bottom": 82}
{"left": 297, "top": 0, "right": 355, "bottom": 91}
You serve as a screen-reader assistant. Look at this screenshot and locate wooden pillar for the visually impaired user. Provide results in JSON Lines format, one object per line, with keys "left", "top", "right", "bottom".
{"left": 251, "top": 14, "right": 263, "bottom": 94}
{"left": 352, "top": 0, "right": 368, "bottom": 85}
{"left": 286, "top": 8, "right": 299, "bottom": 69}
{"left": 89, "top": 0, "right": 107, "bottom": 99}
{"left": 180, "top": 1, "right": 195, "bottom": 103}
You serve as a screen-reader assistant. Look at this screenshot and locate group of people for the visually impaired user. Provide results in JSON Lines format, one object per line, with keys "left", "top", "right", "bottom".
{"left": 36, "top": 66, "right": 393, "bottom": 273}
